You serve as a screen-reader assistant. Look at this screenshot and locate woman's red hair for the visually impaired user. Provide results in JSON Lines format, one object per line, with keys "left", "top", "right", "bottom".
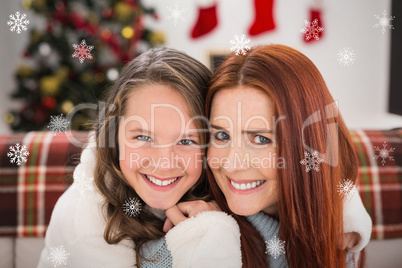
{"left": 206, "top": 44, "right": 362, "bottom": 267}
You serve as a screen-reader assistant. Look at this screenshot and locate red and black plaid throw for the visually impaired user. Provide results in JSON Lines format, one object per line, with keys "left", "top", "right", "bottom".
{"left": 350, "top": 129, "right": 402, "bottom": 240}
{"left": 0, "top": 131, "right": 90, "bottom": 237}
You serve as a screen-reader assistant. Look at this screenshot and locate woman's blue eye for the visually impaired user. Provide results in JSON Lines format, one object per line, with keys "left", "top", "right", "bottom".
{"left": 135, "top": 135, "right": 152, "bottom": 142}
{"left": 252, "top": 135, "right": 271, "bottom": 144}
{"left": 213, "top": 131, "right": 230, "bottom": 141}
{"left": 178, "top": 139, "right": 196, "bottom": 145}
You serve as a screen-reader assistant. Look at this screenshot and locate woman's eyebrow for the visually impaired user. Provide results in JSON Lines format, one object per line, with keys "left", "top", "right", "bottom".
{"left": 243, "top": 129, "right": 274, "bottom": 134}
{"left": 210, "top": 124, "right": 227, "bottom": 131}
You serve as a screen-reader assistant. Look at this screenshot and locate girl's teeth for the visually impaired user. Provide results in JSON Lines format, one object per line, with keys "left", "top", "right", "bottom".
{"left": 230, "top": 180, "right": 264, "bottom": 190}
{"left": 146, "top": 175, "right": 178, "bottom": 186}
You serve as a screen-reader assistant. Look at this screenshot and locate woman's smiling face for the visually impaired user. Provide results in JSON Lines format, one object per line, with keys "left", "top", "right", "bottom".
{"left": 208, "top": 86, "right": 280, "bottom": 216}
{"left": 118, "top": 84, "right": 203, "bottom": 210}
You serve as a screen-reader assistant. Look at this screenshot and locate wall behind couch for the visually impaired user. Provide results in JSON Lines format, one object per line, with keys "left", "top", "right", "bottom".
{"left": 0, "top": 0, "right": 401, "bottom": 134}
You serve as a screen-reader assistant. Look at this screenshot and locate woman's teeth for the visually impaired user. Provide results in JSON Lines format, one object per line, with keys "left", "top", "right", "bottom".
{"left": 230, "top": 180, "right": 265, "bottom": 190}
{"left": 145, "top": 175, "right": 179, "bottom": 186}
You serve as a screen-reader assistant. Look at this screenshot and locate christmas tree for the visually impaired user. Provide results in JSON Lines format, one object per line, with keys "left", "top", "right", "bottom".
{"left": 5, "top": 0, "right": 164, "bottom": 131}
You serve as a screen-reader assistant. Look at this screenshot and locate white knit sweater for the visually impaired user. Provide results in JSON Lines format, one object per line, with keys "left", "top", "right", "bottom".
{"left": 37, "top": 142, "right": 371, "bottom": 267}
{"left": 37, "top": 143, "right": 242, "bottom": 268}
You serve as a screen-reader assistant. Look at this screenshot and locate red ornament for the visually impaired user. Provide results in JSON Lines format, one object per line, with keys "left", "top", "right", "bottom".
{"left": 248, "top": 0, "right": 276, "bottom": 36}
{"left": 23, "top": 50, "right": 30, "bottom": 58}
{"left": 191, "top": 4, "right": 218, "bottom": 39}
{"left": 55, "top": 1, "right": 65, "bottom": 12}
{"left": 46, "top": 22, "right": 53, "bottom": 32}
{"left": 41, "top": 97, "right": 57, "bottom": 109}
{"left": 102, "top": 8, "right": 113, "bottom": 18}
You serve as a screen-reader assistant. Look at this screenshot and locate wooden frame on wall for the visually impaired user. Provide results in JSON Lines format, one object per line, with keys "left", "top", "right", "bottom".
{"left": 205, "top": 51, "right": 228, "bottom": 72}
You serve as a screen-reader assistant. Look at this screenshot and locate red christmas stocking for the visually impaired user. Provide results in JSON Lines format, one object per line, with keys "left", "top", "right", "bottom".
{"left": 191, "top": 3, "right": 218, "bottom": 39}
{"left": 302, "top": 9, "right": 324, "bottom": 43}
{"left": 248, "top": 0, "right": 276, "bottom": 36}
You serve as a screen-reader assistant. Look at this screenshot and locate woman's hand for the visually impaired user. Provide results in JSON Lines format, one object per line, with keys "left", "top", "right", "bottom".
{"left": 342, "top": 232, "right": 361, "bottom": 250}
{"left": 163, "top": 200, "right": 220, "bottom": 232}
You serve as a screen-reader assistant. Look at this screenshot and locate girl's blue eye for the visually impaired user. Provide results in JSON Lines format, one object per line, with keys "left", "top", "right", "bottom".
{"left": 252, "top": 135, "right": 271, "bottom": 144}
{"left": 213, "top": 131, "right": 230, "bottom": 141}
{"left": 178, "top": 139, "right": 196, "bottom": 145}
{"left": 136, "top": 135, "right": 152, "bottom": 142}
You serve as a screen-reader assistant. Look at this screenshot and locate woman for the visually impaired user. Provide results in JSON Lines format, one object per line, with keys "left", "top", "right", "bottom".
{"left": 203, "top": 44, "right": 370, "bottom": 267}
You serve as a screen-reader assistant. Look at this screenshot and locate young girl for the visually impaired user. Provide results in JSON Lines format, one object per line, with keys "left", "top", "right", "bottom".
{"left": 37, "top": 47, "right": 242, "bottom": 267}
{"left": 202, "top": 44, "right": 371, "bottom": 267}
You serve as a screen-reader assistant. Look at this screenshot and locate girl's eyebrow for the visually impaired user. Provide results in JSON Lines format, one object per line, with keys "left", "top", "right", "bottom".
{"left": 129, "top": 128, "right": 199, "bottom": 138}
{"left": 128, "top": 128, "right": 152, "bottom": 134}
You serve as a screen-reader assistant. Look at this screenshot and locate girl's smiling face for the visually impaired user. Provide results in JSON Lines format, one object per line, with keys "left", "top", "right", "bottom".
{"left": 208, "top": 86, "right": 279, "bottom": 216}
{"left": 118, "top": 84, "right": 203, "bottom": 210}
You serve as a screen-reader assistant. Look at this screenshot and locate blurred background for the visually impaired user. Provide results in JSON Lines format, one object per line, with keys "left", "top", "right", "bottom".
{"left": 0, "top": 0, "right": 401, "bottom": 267}
{"left": 0, "top": 0, "right": 401, "bottom": 134}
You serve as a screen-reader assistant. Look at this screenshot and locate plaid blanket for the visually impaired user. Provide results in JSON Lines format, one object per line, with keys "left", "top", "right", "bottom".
{"left": 351, "top": 129, "right": 402, "bottom": 240}
{"left": 0, "top": 130, "right": 401, "bottom": 239}
{"left": 0, "top": 131, "right": 90, "bottom": 237}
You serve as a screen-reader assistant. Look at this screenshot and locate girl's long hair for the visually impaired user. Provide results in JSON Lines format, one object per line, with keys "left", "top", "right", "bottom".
{"left": 206, "top": 44, "right": 360, "bottom": 268}
{"left": 93, "top": 47, "right": 211, "bottom": 265}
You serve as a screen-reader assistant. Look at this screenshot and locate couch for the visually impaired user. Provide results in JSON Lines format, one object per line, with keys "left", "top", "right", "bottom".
{"left": 0, "top": 130, "right": 401, "bottom": 268}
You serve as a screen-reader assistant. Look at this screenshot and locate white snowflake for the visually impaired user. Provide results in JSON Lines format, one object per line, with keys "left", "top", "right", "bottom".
{"left": 337, "top": 179, "right": 356, "bottom": 199}
{"left": 72, "top": 39, "right": 94, "bottom": 64}
{"left": 7, "top": 143, "right": 30, "bottom": 166}
{"left": 123, "top": 197, "right": 142, "bottom": 217}
{"left": 374, "top": 10, "right": 395, "bottom": 34}
{"left": 300, "top": 150, "right": 324, "bottom": 172}
{"left": 300, "top": 19, "right": 324, "bottom": 41}
{"left": 47, "top": 245, "right": 69, "bottom": 267}
{"left": 265, "top": 236, "right": 285, "bottom": 260}
{"left": 7, "top": 11, "right": 29, "bottom": 34}
{"left": 337, "top": 47, "right": 356, "bottom": 67}
{"left": 47, "top": 114, "right": 70, "bottom": 135}
{"left": 74, "top": 171, "right": 94, "bottom": 195}
{"left": 166, "top": 2, "right": 187, "bottom": 26}
{"left": 373, "top": 141, "right": 395, "bottom": 166}
{"left": 229, "top": 34, "right": 251, "bottom": 56}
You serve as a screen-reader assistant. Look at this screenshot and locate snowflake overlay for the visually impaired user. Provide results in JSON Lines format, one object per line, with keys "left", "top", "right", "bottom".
{"left": 374, "top": 10, "right": 395, "bottom": 34}
{"left": 7, "top": 143, "right": 30, "bottom": 166}
{"left": 72, "top": 39, "right": 94, "bottom": 64}
{"left": 229, "top": 34, "right": 251, "bottom": 56}
{"left": 265, "top": 236, "right": 286, "bottom": 260}
{"left": 300, "top": 150, "right": 324, "bottom": 172}
{"left": 74, "top": 171, "right": 94, "bottom": 195}
{"left": 300, "top": 19, "right": 324, "bottom": 41}
{"left": 373, "top": 141, "right": 395, "bottom": 166}
{"left": 47, "top": 245, "right": 69, "bottom": 267}
{"left": 166, "top": 2, "right": 187, "bottom": 26}
{"left": 337, "top": 179, "right": 356, "bottom": 199}
{"left": 123, "top": 197, "right": 142, "bottom": 217}
{"left": 47, "top": 114, "right": 70, "bottom": 135}
{"left": 337, "top": 47, "right": 356, "bottom": 67}
{"left": 7, "top": 11, "right": 29, "bottom": 34}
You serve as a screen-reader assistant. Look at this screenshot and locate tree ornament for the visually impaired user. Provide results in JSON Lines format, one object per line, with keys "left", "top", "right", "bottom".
{"left": 40, "top": 76, "right": 61, "bottom": 96}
